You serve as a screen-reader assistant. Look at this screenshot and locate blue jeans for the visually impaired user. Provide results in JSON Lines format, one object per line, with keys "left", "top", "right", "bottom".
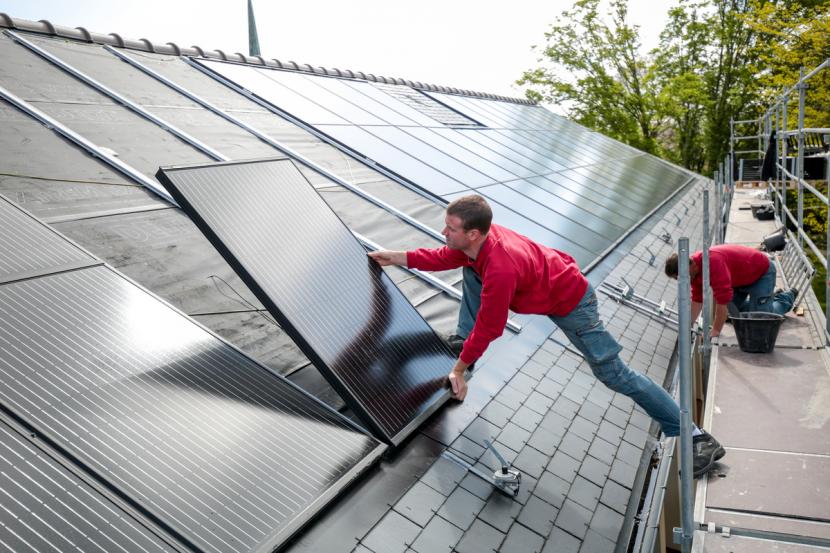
{"left": 458, "top": 267, "right": 681, "bottom": 436}
{"left": 731, "top": 263, "right": 794, "bottom": 315}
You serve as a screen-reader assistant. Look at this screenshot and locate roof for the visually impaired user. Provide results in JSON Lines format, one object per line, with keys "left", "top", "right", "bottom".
{"left": 0, "top": 13, "right": 711, "bottom": 553}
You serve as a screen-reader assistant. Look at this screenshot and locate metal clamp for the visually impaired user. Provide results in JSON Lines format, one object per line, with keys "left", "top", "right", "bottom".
{"left": 441, "top": 439, "right": 521, "bottom": 498}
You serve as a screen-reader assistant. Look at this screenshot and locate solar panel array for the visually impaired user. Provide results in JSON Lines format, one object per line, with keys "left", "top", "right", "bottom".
{"left": 0, "top": 196, "right": 385, "bottom": 553}
{"left": 0, "top": 415, "right": 178, "bottom": 553}
{"left": 198, "top": 59, "right": 693, "bottom": 267}
{"left": 156, "top": 159, "right": 457, "bottom": 445}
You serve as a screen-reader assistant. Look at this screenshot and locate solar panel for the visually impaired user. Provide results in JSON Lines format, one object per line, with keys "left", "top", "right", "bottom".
{"left": 0, "top": 415, "right": 179, "bottom": 553}
{"left": 0, "top": 265, "right": 384, "bottom": 553}
{"left": 0, "top": 195, "right": 98, "bottom": 283}
{"left": 156, "top": 158, "right": 456, "bottom": 445}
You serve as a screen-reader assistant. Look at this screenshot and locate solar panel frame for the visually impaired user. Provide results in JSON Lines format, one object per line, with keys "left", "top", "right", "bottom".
{"left": 156, "top": 158, "right": 458, "bottom": 445}
{"left": 0, "top": 265, "right": 386, "bottom": 553}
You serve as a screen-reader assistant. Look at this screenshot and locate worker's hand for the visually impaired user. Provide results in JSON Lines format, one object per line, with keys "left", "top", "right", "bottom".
{"left": 367, "top": 250, "right": 406, "bottom": 267}
{"left": 448, "top": 371, "right": 468, "bottom": 401}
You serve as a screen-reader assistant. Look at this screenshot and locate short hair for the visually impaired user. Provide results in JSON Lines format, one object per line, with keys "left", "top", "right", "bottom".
{"left": 665, "top": 253, "right": 679, "bottom": 278}
{"left": 446, "top": 195, "right": 492, "bottom": 234}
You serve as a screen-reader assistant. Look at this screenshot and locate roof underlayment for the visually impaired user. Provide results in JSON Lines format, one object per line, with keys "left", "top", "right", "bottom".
{"left": 0, "top": 15, "right": 714, "bottom": 553}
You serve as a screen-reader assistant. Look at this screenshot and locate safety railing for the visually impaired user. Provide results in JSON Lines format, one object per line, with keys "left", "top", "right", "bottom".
{"left": 736, "top": 59, "right": 830, "bottom": 342}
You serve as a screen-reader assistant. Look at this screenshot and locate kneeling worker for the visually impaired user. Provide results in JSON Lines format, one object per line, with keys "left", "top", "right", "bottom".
{"left": 369, "top": 195, "right": 725, "bottom": 477}
{"left": 665, "top": 244, "right": 796, "bottom": 338}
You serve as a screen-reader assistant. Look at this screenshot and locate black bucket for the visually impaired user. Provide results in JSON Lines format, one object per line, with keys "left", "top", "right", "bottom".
{"left": 731, "top": 311, "right": 785, "bottom": 353}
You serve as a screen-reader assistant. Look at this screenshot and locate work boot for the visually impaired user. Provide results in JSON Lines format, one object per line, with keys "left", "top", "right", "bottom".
{"left": 693, "top": 431, "right": 726, "bottom": 478}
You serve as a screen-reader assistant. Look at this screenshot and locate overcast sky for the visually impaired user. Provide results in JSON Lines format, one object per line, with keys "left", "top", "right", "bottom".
{"left": 0, "top": 0, "right": 675, "bottom": 99}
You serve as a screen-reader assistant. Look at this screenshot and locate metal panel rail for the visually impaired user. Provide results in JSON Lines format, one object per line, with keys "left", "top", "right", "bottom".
{"left": 0, "top": 84, "right": 176, "bottom": 204}
{"left": 4, "top": 30, "right": 228, "bottom": 162}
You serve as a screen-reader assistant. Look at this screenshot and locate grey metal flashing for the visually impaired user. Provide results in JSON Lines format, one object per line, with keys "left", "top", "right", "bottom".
{"left": 103, "top": 46, "right": 447, "bottom": 243}
{"left": 0, "top": 13, "right": 532, "bottom": 105}
{"left": 4, "top": 30, "right": 228, "bottom": 162}
{"left": 354, "top": 230, "right": 521, "bottom": 334}
{"left": 0, "top": 83, "right": 175, "bottom": 204}
{"left": 40, "top": 203, "right": 173, "bottom": 224}
{"left": 185, "top": 56, "right": 450, "bottom": 209}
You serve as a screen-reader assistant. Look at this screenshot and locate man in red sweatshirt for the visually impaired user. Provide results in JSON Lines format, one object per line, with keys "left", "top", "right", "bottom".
{"left": 369, "top": 195, "right": 725, "bottom": 477}
{"left": 665, "top": 245, "right": 796, "bottom": 337}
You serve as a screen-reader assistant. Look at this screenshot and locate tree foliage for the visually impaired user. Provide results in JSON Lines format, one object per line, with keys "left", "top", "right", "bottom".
{"left": 520, "top": 0, "right": 830, "bottom": 174}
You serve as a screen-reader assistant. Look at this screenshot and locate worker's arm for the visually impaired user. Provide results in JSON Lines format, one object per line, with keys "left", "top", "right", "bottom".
{"left": 367, "top": 250, "right": 407, "bottom": 266}
{"left": 711, "top": 303, "right": 729, "bottom": 337}
{"left": 691, "top": 301, "right": 703, "bottom": 328}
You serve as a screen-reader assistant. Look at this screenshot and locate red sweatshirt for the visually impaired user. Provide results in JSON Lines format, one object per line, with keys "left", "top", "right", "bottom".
{"left": 690, "top": 244, "right": 769, "bottom": 304}
{"left": 407, "top": 224, "right": 588, "bottom": 364}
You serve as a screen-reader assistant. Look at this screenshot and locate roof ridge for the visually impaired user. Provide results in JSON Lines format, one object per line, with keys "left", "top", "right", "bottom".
{"left": 0, "top": 13, "right": 534, "bottom": 105}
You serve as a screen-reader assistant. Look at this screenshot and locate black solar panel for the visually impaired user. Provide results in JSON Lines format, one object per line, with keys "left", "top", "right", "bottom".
{"left": 0, "top": 196, "right": 97, "bottom": 283}
{"left": 0, "top": 266, "right": 384, "bottom": 553}
{"left": 156, "top": 159, "right": 456, "bottom": 444}
{"left": 0, "top": 415, "right": 179, "bottom": 553}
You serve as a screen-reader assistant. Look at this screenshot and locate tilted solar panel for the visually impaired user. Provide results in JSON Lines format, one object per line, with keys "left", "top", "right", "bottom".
{"left": 156, "top": 159, "right": 456, "bottom": 444}
{"left": 0, "top": 265, "right": 384, "bottom": 553}
{"left": 0, "top": 414, "right": 180, "bottom": 553}
{"left": 0, "top": 196, "right": 98, "bottom": 284}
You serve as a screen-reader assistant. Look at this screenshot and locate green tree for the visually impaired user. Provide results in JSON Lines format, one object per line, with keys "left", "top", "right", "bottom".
{"left": 518, "top": 0, "right": 663, "bottom": 154}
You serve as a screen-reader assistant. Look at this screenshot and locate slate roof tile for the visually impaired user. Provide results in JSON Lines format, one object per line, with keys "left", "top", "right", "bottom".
{"left": 554, "top": 499, "right": 593, "bottom": 540}
{"left": 477, "top": 493, "right": 523, "bottom": 533}
{"left": 420, "top": 456, "right": 467, "bottom": 496}
{"left": 394, "top": 481, "right": 445, "bottom": 526}
{"left": 512, "top": 444, "right": 550, "bottom": 480}
{"left": 533, "top": 470, "right": 571, "bottom": 508}
{"left": 542, "top": 527, "right": 582, "bottom": 553}
{"left": 501, "top": 522, "right": 546, "bottom": 553}
{"left": 409, "top": 515, "right": 463, "bottom": 553}
{"left": 546, "top": 450, "right": 581, "bottom": 484}
{"left": 362, "top": 511, "right": 422, "bottom": 553}
{"left": 517, "top": 495, "right": 559, "bottom": 538}
{"left": 436, "top": 486, "right": 485, "bottom": 530}
{"left": 454, "top": 519, "right": 505, "bottom": 553}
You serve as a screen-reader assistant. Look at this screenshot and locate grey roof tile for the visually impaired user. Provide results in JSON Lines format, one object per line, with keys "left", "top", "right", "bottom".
{"left": 556, "top": 352, "right": 582, "bottom": 372}
{"left": 561, "top": 381, "right": 590, "bottom": 403}
{"left": 590, "top": 504, "right": 625, "bottom": 543}
{"left": 525, "top": 390, "right": 555, "bottom": 415}
{"left": 477, "top": 494, "right": 523, "bottom": 533}
{"left": 567, "top": 475, "right": 602, "bottom": 512}
{"left": 596, "top": 419, "right": 624, "bottom": 446}
{"left": 580, "top": 529, "right": 616, "bottom": 553}
{"left": 436, "top": 486, "right": 485, "bottom": 531}
{"left": 362, "top": 510, "right": 422, "bottom": 553}
{"left": 611, "top": 393, "right": 635, "bottom": 414}
{"left": 616, "top": 438, "right": 647, "bottom": 468}
{"left": 622, "top": 424, "right": 649, "bottom": 450}
{"left": 600, "top": 479, "right": 631, "bottom": 515}
{"left": 548, "top": 365, "right": 572, "bottom": 385}
{"left": 495, "top": 385, "right": 526, "bottom": 411}
{"left": 568, "top": 416, "right": 599, "bottom": 442}
{"left": 419, "top": 456, "right": 467, "bottom": 496}
{"left": 542, "top": 527, "right": 582, "bottom": 553}
{"left": 530, "top": 346, "right": 560, "bottom": 368}
{"left": 569, "top": 370, "right": 595, "bottom": 391}
{"left": 527, "top": 426, "right": 559, "bottom": 457}
{"left": 551, "top": 395, "right": 581, "bottom": 420}
{"left": 554, "top": 499, "right": 593, "bottom": 540}
{"left": 513, "top": 473, "right": 538, "bottom": 506}
{"left": 586, "top": 384, "right": 614, "bottom": 407}
{"left": 578, "top": 455, "right": 611, "bottom": 487}
{"left": 450, "top": 434, "right": 486, "bottom": 463}
{"left": 533, "top": 470, "right": 570, "bottom": 509}
{"left": 508, "top": 372, "right": 538, "bottom": 396}
{"left": 394, "top": 481, "right": 445, "bottom": 526}
{"left": 557, "top": 432, "right": 590, "bottom": 462}
{"left": 577, "top": 400, "right": 607, "bottom": 425}
{"left": 517, "top": 495, "right": 558, "bottom": 538}
{"left": 609, "top": 458, "right": 638, "bottom": 489}
{"left": 501, "top": 522, "right": 546, "bottom": 553}
{"left": 587, "top": 436, "right": 617, "bottom": 463}
{"left": 539, "top": 409, "right": 571, "bottom": 434}
{"left": 409, "top": 515, "right": 463, "bottom": 553}
{"left": 546, "top": 450, "right": 581, "bottom": 484}
{"left": 459, "top": 471, "right": 495, "bottom": 500}
{"left": 353, "top": 545, "right": 375, "bottom": 553}
{"left": 534, "top": 377, "right": 565, "bottom": 400}
{"left": 496, "top": 422, "right": 532, "bottom": 453}
{"left": 522, "top": 359, "right": 549, "bottom": 381}
{"left": 454, "top": 519, "right": 505, "bottom": 553}
{"left": 462, "top": 417, "right": 501, "bottom": 445}
{"left": 512, "top": 445, "right": 549, "bottom": 480}
{"left": 511, "top": 405, "right": 545, "bottom": 433}
{"left": 628, "top": 408, "right": 652, "bottom": 431}
{"left": 479, "top": 399, "right": 514, "bottom": 428}
{"left": 603, "top": 405, "right": 630, "bottom": 428}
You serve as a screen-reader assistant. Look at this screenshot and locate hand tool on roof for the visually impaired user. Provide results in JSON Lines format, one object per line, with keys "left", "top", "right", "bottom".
{"left": 441, "top": 439, "right": 521, "bottom": 497}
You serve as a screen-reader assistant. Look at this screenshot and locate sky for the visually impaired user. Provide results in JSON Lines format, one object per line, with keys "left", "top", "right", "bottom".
{"left": 0, "top": 0, "right": 675, "bottom": 99}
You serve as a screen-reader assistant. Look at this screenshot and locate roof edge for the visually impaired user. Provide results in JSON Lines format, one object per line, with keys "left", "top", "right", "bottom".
{"left": 0, "top": 13, "right": 535, "bottom": 106}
